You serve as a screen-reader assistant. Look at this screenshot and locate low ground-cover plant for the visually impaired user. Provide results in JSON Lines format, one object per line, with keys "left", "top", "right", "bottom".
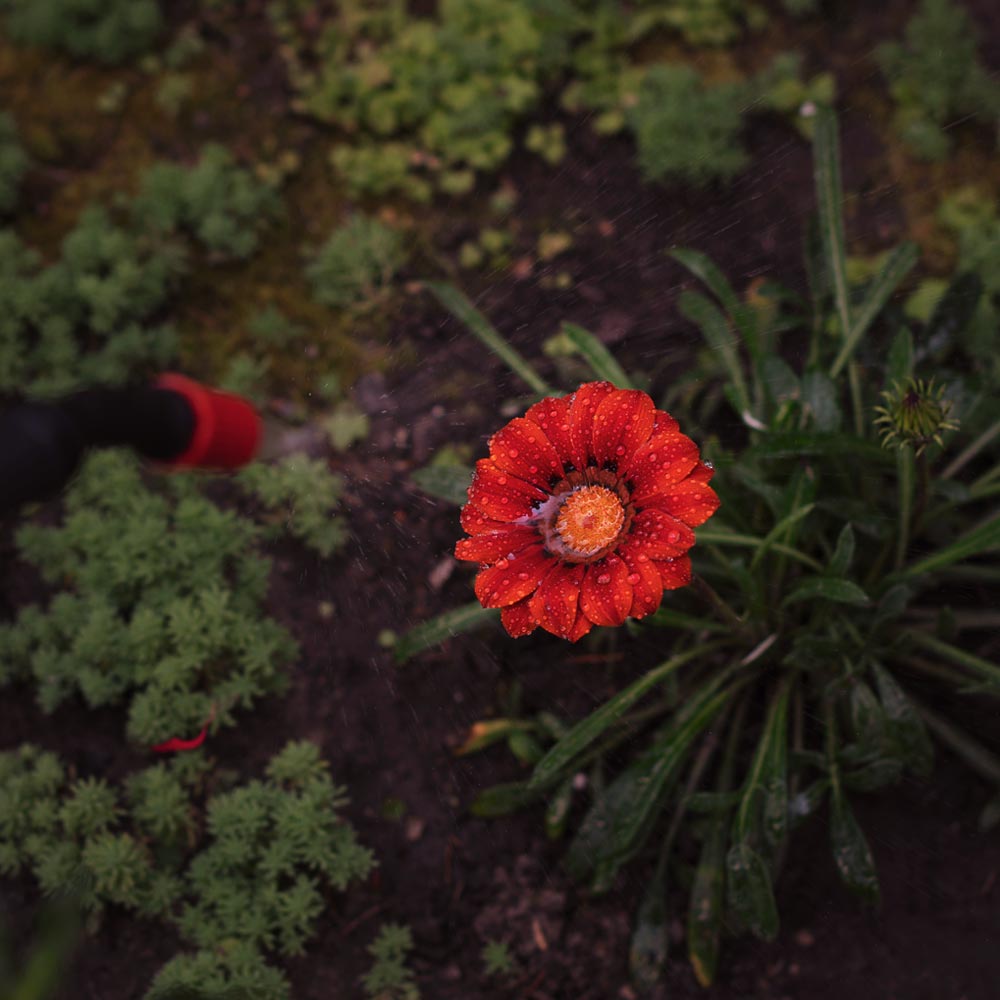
{"left": 1, "top": 740, "right": 375, "bottom": 1000}
{"left": 0, "top": 450, "right": 297, "bottom": 746}
{"left": 0, "top": 0, "right": 163, "bottom": 65}
{"left": 878, "top": 0, "right": 1000, "bottom": 160}
{"left": 0, "top": 210, "right": 182, "bottom": 397}
{"left": 0, "top": 112, "right": 27, "bottom": 216}
{"left": 132, "top": 145, "right": 280, "bottom": 259}
{"left": 403, "top": 110, "right": 1000, "bottom": 986}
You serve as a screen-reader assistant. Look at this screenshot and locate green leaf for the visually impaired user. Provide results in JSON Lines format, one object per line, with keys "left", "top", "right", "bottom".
{"left": 885, "top": 326, "right": 914, "bottom": 385}
{"left": 744, "top": 432, "right": 892, "bottom": 463}
{"left": 830, "top": 788, "right": 880, "bottom": 905}
{"left": 394, "top": 602, "right": 498, "bottom": 664}
{"left": 812, "top": 107, "right": 851, "bottom": 344}
{"left": 670, "top": 247, "right": 760, "bottom": 360}
{"left": 800, "top": 371, "right": 841, "bottom": 431}
{"left": 678, "top": 290, "right": 752, "bottom": 416}
{"left": 831, "top": 243, "right": 919, "bottom": 377}
{"left": 544, "top": 776, "right": 574, "bottom": 841}
{"left": 629, "top": 869, "right": 668, "bottom": 990}
{"left": 529, "top": 643, "right": 726, "bottom": 790}
{"left": 782, "top": 576, "right": 870, "bottom": 607}
{"left": 749, "top": 503, "right": 816, "bottom": 571}
{"left": 425, "top": 282, "right": 553, "bottom": 395}
{"left": 470, "top": 781, "right": 541, "bottom": 817}
{"left": 410, "top": 463, "right": 473, "bottom": 506}
{"left": 562, "top": 323, "right": 633, "bottom": 388}
{"left": 687, "top": 814, "right": 727, "bottom": 987}
{"left": 323, "top": 401, "right": 370, "bottom": 451}
{"left": 726, "top": 842, "right": 778, "bottom": 941}
{"left": 760, "top": 356, "right": 799, "bottom": 404}
{"left": 900, "top": 514, "right": 1000, "bottom": 578}
{"left": 872, "top": 663, "right": 934, "bottom": 775}
{"left": 828, "top": 523, "right": 855, "bottom": 577}
{"left": 923, "top": 272, "right": 983, "bottom": 357}
{"left": 906, "top": 632, "right": 1000, "bottom": 689}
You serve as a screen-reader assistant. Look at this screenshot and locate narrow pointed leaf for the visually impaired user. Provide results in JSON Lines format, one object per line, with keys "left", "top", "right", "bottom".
{"left": 885, "top": 326, "right": 914, "bottom": 385}
{"left": 688, "top": 817, "right": 727, "bottom": 986}
{"left": 425, "top": 282, "right": 553, "bottom": 395}
{"left": 830, "top": 789, "right": 880, "bottom": 905}
{"left": 411, "top": 463, "right": 473, "bottom": 505}
{"left": 900, "top": 514, "right": 1000, "bottom": 578}
{"left": 562, "top": 323, "right": 633, "bottom": 388}
{"left": 726, "top": 842, "right": 779, "bottom": 941}
{"left": 782, "top": 576, "right": 869, "bottom": 607}
{"left": 470, "top": 780, "right": 542, "bottom": 817}
{"left": 828, "top": 523, "right": 855, "bottom": 577}
{"left": 544, "top": 776, "right": 575, "bottom": 840}
{"left": 394, "top": 602, "right": 498, "bottom": 663}
{"left": 813, "top": 108, "right": 851, "bottom": 344}
{"left": 629, "top": 869, "right": 669, "bottom": 990}
{"left": 871, "top": 662, "right": 933, "bottom": 775}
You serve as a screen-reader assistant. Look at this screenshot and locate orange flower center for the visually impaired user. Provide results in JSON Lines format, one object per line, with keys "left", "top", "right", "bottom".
{"left": 555, "top": 486, "right": 625, "bottom": 558}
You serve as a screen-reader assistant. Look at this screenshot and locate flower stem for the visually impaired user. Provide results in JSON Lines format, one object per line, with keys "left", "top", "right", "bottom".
{"left": 691, "top": 574, "right": 745, "bottom": 633}
{"left": 894, "top": 446, "right": 915, "bottom": 571}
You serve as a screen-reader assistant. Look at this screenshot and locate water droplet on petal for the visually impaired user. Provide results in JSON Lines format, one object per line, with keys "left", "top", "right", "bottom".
{"left": 508, "top": 449, "right": 519, "bottom": 458}
{"left": 597, "top": 574, "right": 611, "bottom": 585}
{"left": 615, "top": 445, "right": 625, "bottom": 455}
{"left": 627, "top": 573, "right": 641, "bottom": 585}
{"left": 667, "top": 530, "right": 680, "bottom": 543}
{"left": 496, "top": 558, "right": 509, "bottom": 570}
{"left": 517, "top": 571, "right": 530, "bottom": 580}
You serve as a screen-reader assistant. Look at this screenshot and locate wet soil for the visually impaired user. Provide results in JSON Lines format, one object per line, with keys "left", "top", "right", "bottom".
{"left": 3, "top": 1, "right": 1000, "bottom": 998}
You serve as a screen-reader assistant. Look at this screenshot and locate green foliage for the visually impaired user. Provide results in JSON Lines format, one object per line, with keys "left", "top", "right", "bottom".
{"left": 0, "top": 209, "right": 182, "bottom": 396}
{"left": 0, "top": 450, "right": 296, "bottom": 744}
{"left": 1, "top": 741, "right": 373, "bottom": 997}
{"left": 0, "top": 112, "right": 28, "bottom": 215}
{"left": 362, "top": 924, "right": 419, "bottom": 1000}
{"left": 878, "top": 0, "right": 1000, "bottom": 160}
{"left": 146, "top": 942, "right": 291, "bottom": 1000}
{"left": 628, "top": 65, "right": 748, "bottom": 185}
{"left": 238, "top": 455, "right": 348, "bottom": 558}
{"left": 2, "top": 0, "right": 163, "bottom": 64}
{"left": 132, "top": 145, "right": 279, "bottom": 258}
{"left": 481, "top": 939, "right": 515, "bottom": 977}
{"left": 306, "top": 215, "right": 406, "bottom": 310}
{"left": 411, "top": 110, "right": 1000, "bottom": 987}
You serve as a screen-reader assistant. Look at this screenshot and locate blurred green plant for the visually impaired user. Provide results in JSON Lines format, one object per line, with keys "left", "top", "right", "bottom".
{"left": 878, "top": 0, "right": 1000, "bottom": 161}
{"left": 132, "top": 145, "right": 280, "bottom": 259}
{"left": 1, "top": 741, "right": 374, "bottom": 999}
{"left": 361, "top": 923, "right": 419, "bottom": 1000}
{"left": 306, "top": 215, "right": 407, "bottom": 309}
{"left": 0, "top": 450, "right": 297, "bottom": 745}
{"left": 238, "top": 454, "right": 348, "bottom": 557}
{"left": 0, "top": 112, "right": 28, "bottom": 215}
{"left": 1, "top": 0, "right": 163, "bottom": 64}
{"left": 403, "top": 109, "right": 1000, "bottom": 986}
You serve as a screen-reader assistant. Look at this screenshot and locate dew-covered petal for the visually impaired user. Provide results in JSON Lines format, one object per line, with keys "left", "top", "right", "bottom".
{"left": 529, "top": 562, "right": 585, "bottom": 639}
{"left": 467, "top": 458, "right": 546, "bottom": 522}
{"left": 579, "top": 554, "right": 633, "bottom": 627}
{"left": 568, "top": 381, "right": 616, "bottom": 469}
{"left": 618, "top": 542, "right": 664, "bottom": 619}
{"left": 501, "top": 598, "right": 538, "bottom": 638}
{"left": 625, "top": 508, "right": 695, "bottom": 559}
{"left": 460, "top": 504, "right": 508, "bottom": 537}
{"left": 489, "top": 417, "right": 564, "bottom": 488}
{"left": 474, "top": 544, "right": 551, "bottom": 608}
{"left": 525, "top": 394, "right": 574, "bottom": 465}
{"left": 652, "top": 410, "right": 680, "bottom": 436}
{"left": 655, "top": 555, "right": 692, "bottom": 591}
{"left": 455, "top": 524, "right": 540, "bottom": 564}
{"left": 688, "top": 461, "right": 715, "bottom": 484}
{"left": 567, "top": 608, "right": 594, "bottom": 642}
{"left": 643, "top": 479, "right": 720, "bottom": 527}
{"left": 625, "top": 432, "right": 700, "bottom": 503}
{"left": 591, "top": 389, "right": 656, "bottom": 468}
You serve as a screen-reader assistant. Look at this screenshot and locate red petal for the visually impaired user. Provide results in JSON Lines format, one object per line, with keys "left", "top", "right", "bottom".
{"left": 152, "top": 724, "right": 208, "bottom": 753}
{"left": 688, "top": 461, "right": 715, "bottom": 484}
{"left": 474, "top": 544, "right": 551, "bottom": 608}
{"left": 619, "top": 543, "right": 664, "bottom": 618}
{"left": 568, "top": 381, "right": 616, "bottom": 469}
{"left": 501, "top": 598, "right": 538, "bottom": 637}
{"left": 529, "top": 562, "right": 585, "bottom": 639}
{"left": 652, "top": 410, "right": 680, "bottom": 436}
{"left": 579, "top": 554, "right": 633, "bottom": 627}
{"left": 624, "top": 509, "right": 695, "bottom": 558}
{"left": 655, "top": 556, "right": 692, "bottom": 591}
{"left": 644, "top": 479, "right": 720, "bottom": 527}
{"left": 625, "top": 432, "right": 700, "bottom": 503}
{"left": 455, "top": 525, "right": 539, "bottom": 563}
{"left": 591, "top": 389, "right": 656, "bottom": 467}
{"left": 525, "top": 394, "right": 574, "bottom": 464}
{"left": 489, "top": 417, "right": 564, "bottom": 489}
{"left": 567, "top": 608, "right": 593, "bottom": 642}
{"left": 467, "top": 458, "right": 546, "bottom": 522}
{"left": 460, "top": 504, "right": 508, "bottom": 536}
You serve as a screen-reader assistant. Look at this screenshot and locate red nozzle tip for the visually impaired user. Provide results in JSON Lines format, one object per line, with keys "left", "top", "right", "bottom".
{"left": 157, "top": 373, "right": 262, "bottom": 470}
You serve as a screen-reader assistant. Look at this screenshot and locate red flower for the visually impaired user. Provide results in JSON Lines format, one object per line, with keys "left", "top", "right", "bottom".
{"left": 455, "top": 381, "right": 719, "bottom": 641}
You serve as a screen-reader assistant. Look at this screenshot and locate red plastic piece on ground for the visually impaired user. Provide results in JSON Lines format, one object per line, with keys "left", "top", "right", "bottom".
{"left": 151, "top": 724, "right": 209, "bottom": 754}
{"left": 156, "top": 372, "right": 262, "bottom": 469}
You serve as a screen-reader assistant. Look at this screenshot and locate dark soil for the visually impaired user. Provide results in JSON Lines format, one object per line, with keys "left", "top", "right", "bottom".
{"left": 3, "top": 1, "right": 1000, "bottom": 998}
